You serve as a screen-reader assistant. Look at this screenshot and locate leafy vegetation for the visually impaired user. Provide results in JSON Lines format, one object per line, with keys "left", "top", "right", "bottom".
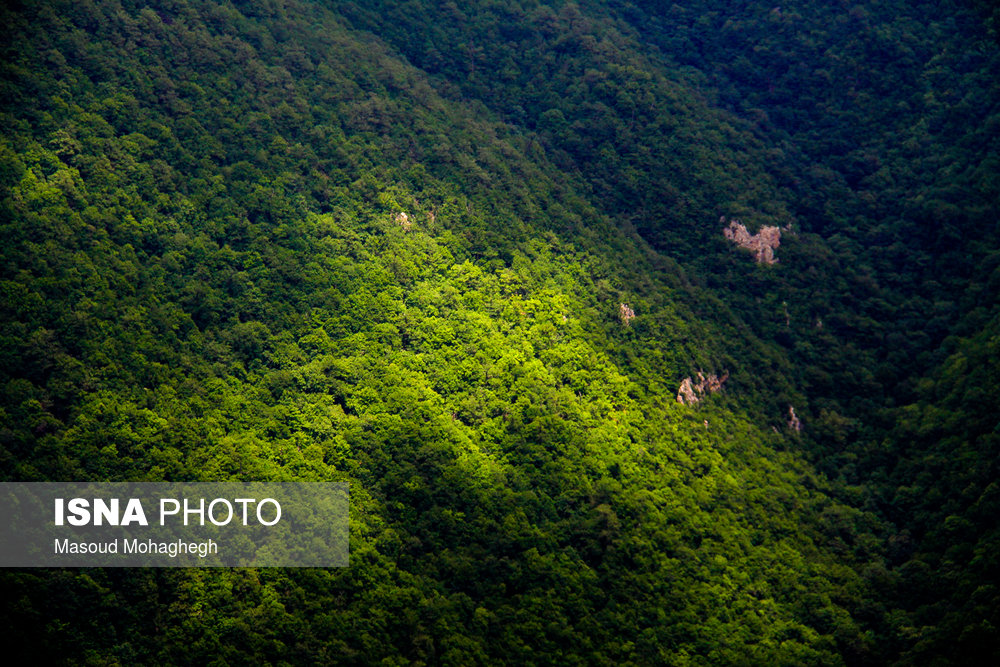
{"left": 1, "top": 0, "right": 997, "bottom": 664}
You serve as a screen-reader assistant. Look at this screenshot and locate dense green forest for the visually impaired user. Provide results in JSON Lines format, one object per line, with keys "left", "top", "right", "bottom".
{"left": 0, "top": 0, "right": 997, "bottom": 664}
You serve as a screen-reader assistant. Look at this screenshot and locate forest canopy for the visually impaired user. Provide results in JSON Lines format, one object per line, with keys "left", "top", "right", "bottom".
{"left": 1, "top": 0, "right": 997, "bottom": 664}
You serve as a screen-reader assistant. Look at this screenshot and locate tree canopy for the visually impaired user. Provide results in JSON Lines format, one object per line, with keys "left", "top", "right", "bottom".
{"left": 1, "top": 0, "right": 998, "bottom": 664}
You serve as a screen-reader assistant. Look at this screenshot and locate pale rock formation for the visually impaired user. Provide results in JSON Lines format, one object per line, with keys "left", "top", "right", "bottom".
{"left": 619, "top": 303, "right": 636, "bottom": 325}
{"left": 677, "top": 377, "right": 699, "bottom": 405}
{"left": 787, "top": 405, "right": 802, "bottom": 432}
{"left": 722, "top": 217, "right": 781, "bottom": 264}
{"left": 393, "top": 211, "right": 412, "bottom": 231}
{"left": 676, "top": 370, "right": 730, "bottom": 405}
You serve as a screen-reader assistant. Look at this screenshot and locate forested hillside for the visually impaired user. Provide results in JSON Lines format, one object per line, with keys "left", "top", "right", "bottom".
{"left": 0, "top": 0, "right": 997, "bottom": 664}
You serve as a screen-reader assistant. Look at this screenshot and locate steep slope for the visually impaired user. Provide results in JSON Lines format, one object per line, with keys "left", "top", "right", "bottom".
{"left": 0, "top": 1, "right": 879, "bottom": 664}
{"left": 1, "top": 0, "right": 997, "bottom": 665}
{"left": 339, "top": 0, "right": 999, "bottom": 435}
{"left": 599, "top": 3, "right": 1000, "bottom": 662}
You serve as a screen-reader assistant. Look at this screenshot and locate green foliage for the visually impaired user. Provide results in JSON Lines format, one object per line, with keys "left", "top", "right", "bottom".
{"left": 1, "top": 0, "right": 997, "bottom": 664}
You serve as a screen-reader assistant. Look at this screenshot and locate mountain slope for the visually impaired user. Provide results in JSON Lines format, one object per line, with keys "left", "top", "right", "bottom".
{"left": 1, "top": 0, "right": 997, "bottom": 664}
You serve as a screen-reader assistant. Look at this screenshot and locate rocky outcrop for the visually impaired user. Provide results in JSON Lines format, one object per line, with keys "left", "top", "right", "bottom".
{"left": 676, "top": 371, "right": 729, "bottom": 405}
{"left": 787, "top": 405, "right": 802, "bottom": 432}
{"left": 619, "top": 303, "right": 636, "bottom": 326}
{"left": 393, "top": 211, "right": 412, "bottom": 231}
{"left": 722, "top": 217, "right": 781, "bottom": 264}
{"left": 677, "top": 377, "right": 699, "bottom": 405}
